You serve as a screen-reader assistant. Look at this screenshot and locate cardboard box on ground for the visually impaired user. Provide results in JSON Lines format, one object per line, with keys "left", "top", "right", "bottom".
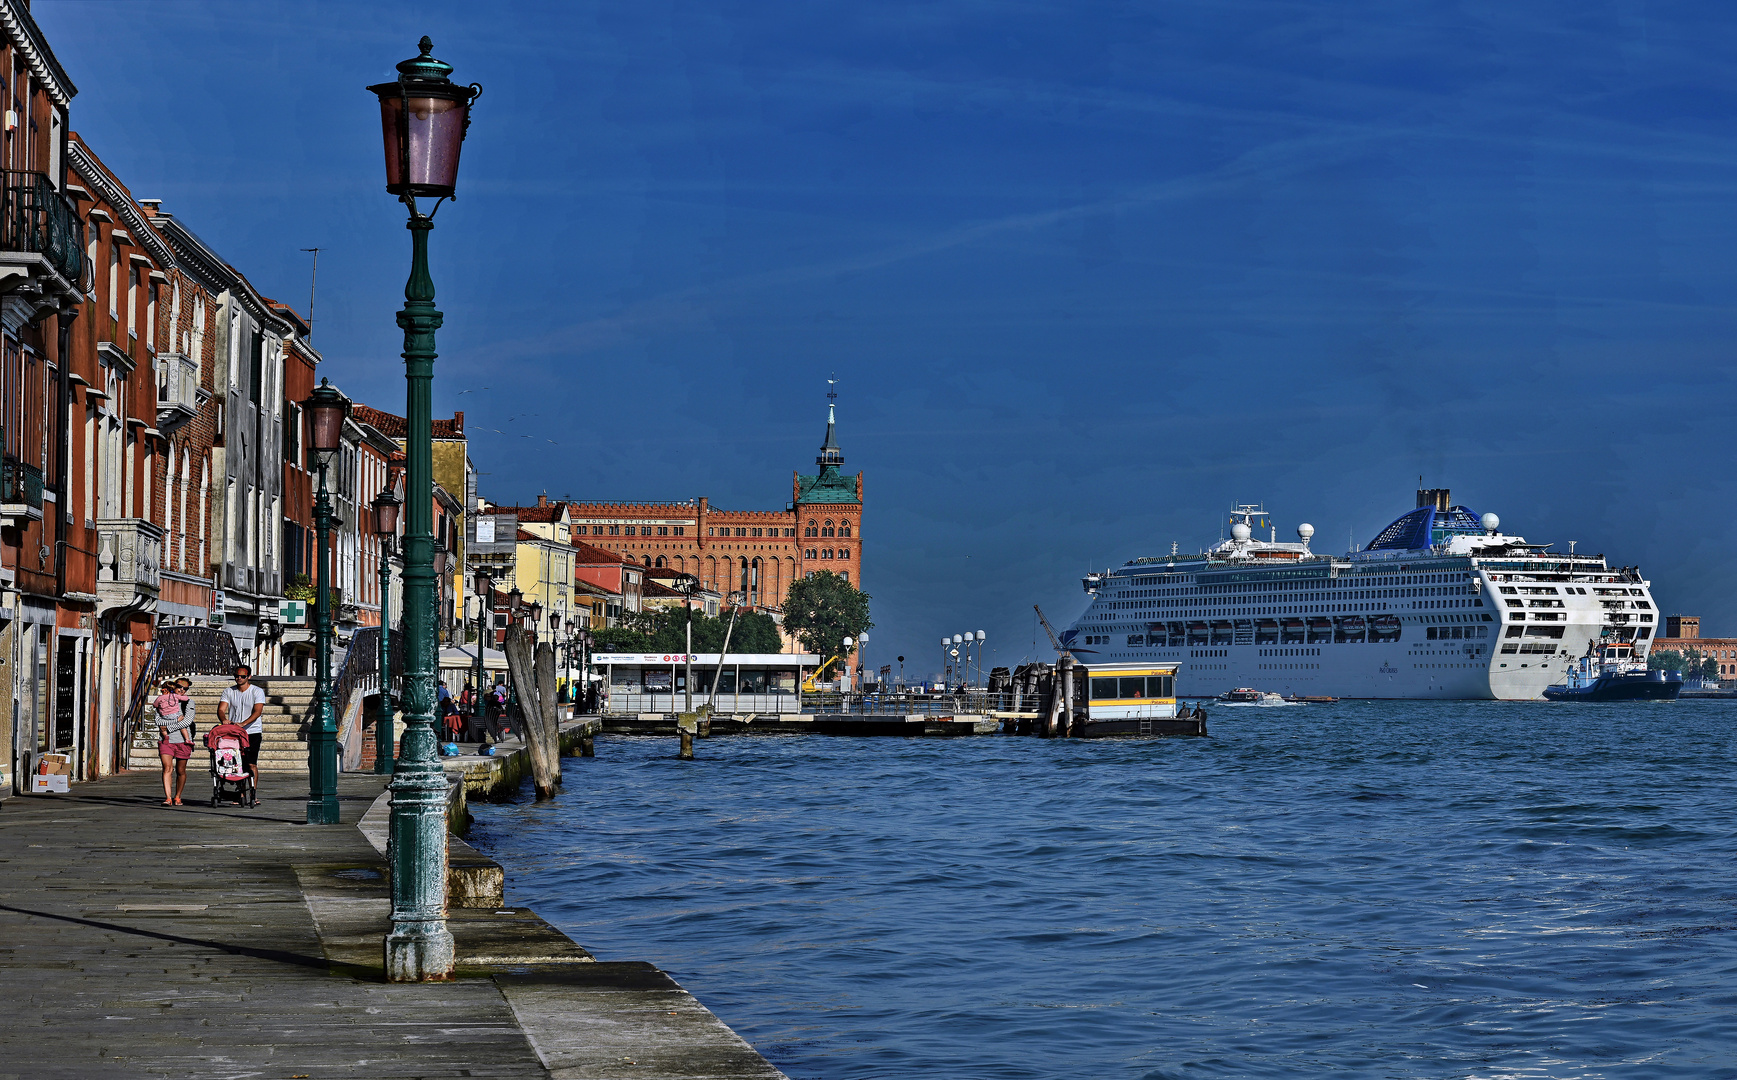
{"left": 30, "top": 754, "right": 72, "bottom": 793}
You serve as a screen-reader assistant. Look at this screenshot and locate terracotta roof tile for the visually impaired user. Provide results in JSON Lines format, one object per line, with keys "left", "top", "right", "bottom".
{"left": 353, "top": 403, "right": 465, "bottom": 439}
{"left": 491, "top": 504, "right": 566, "bottom": 523}
{"left": 572, "top": 541, "right": 634, "bottom": 565}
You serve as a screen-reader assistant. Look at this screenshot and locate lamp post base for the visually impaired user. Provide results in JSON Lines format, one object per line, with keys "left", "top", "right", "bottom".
{"left": 385, "top": 922, "right": 456, "bottom": 982}
{"left": 307, "top": 728, "right": 341, "bottom": 825}
{"left": 386, "top": 757, "right": 453, "bottom": 981}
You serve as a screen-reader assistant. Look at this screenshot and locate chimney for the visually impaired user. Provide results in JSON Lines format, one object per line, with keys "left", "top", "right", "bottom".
{"left": 1416, "top": 488, "right": 1451, "bottom": 512}
{"left": 537, "top": 493, "right": 548, "bottom": 508}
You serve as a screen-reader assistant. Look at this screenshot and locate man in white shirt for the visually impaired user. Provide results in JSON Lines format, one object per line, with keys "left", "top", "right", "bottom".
{"left": 218, "top": 664, "right": 269, "bottom": 790}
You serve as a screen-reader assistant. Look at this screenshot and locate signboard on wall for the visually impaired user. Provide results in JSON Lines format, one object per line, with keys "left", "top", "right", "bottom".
{"left": 475, "top": 518, "right": 496, "bottom": 544}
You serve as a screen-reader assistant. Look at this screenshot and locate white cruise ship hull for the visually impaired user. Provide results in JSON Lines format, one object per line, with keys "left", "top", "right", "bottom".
{"left": 1062, "top": 493, "right": 1658, "bottom": 702}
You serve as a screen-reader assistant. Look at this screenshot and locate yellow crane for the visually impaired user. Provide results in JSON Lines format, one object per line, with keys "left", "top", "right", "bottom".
{"left": 802, "top": 654, "right": 846, "bottom": 692}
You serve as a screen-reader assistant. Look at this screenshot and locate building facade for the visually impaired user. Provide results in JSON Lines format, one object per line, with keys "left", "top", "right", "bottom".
{"left": 565, "top": 398, "right": 862, "bottom": 611}
{"left": 1653, "top": 615, "right": 1737, "bottom": 679}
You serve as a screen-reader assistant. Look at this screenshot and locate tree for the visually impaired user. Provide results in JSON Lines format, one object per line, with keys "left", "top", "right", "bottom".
{"left": 1648, "top": 649, "right": 1683, "bottom": 673}
{"left": 782, "top": 571, "right": 872, "bottom": 662}
{"left": 592, "top": 605, "right": 785, "bottom": 656}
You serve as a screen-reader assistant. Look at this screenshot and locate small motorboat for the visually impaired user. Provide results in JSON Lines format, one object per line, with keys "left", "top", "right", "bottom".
{"left": 1219, "top": 688, "right": 1289, "bottom": 706}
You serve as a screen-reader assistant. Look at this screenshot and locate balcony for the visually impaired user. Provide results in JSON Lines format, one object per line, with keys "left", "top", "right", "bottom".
{"left": 0, "top": 452, "right": 44, "bottom": 523}
{"left": 97, "top": 313, "right": 135, "bottom": 372}
{"left": 0, "top": 170, "right": 84, "bottom": 321}
{"left": 156, "top": 352, "right": 208, "bottom": 434}
{"left": 96, "top": 518, "right": 164, "bottom": 612}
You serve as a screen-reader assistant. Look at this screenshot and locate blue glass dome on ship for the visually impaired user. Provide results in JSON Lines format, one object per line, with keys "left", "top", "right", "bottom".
{"left": 1364, "top": 504, "right": 1487, "bottom": 551}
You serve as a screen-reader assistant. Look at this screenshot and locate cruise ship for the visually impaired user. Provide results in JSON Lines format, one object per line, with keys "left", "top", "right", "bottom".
{"left": 1060, "top": 490, "right": 1658, "bottom": 700}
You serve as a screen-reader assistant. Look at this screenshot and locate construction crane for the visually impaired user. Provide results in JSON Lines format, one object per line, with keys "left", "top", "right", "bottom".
{"left": 1034, "top": 605, "right": 1071, "bottom": 660}
{"left": 801, "top": 654, "right": 845, "bottom": 692}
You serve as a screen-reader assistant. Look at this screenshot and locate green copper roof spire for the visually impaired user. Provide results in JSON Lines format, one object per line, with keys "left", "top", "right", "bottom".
{"left": 818, "top": 379, "right": 843, "bottom": 468}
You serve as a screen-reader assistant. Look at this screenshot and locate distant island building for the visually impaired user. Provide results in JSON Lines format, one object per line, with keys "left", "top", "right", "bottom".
{"left": 563, "top": 394, "right": 862, "bottom": 610}
{"left": 1653, "top": 615, "right": 1737, "bottom": 679}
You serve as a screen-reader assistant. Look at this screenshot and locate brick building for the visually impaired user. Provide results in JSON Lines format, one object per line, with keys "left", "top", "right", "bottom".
{"left": 1652, "top": 615, "right": 1737, "bottom": 679}
{"left": 565, "top": 396, "right": 862, "bottom": 611}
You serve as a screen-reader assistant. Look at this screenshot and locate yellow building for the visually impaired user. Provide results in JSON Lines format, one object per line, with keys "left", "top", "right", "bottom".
{"left": 513, "top": 529, "right": 577, "bottom": 638}
{"left": 354, "top": 404, "right": 474, "bottom": 625}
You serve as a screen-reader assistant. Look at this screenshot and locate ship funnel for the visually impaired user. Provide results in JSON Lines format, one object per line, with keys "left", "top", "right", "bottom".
{"left": 1417, "top": 488, "right": 1451, "bottom": 512}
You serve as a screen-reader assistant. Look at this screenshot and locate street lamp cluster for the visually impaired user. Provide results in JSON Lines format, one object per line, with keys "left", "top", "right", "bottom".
{"left": 940, "top": 630, "right": 987, "bottom": 690}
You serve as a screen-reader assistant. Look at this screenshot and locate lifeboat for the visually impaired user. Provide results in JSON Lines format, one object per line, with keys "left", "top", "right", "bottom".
{"left": 1372, "top": 615, "right": 1401, "bottom": 634}
{"left": 1339, "top": 616, "right": 1366, "bottom": 634}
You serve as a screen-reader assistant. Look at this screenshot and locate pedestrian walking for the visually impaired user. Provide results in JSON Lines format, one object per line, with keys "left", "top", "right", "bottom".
{"left": 217, "top": 665, "right": 268, "bottom": 793}
{"left": 484, "top": 682, "right": 507, "bottom": 741}
{"left": 154, "top": 678, "right": 195, "bottom": 805}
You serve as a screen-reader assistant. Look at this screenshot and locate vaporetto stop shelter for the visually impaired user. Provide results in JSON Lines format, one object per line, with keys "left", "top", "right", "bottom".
{"left": 595, "top": 652, "right": 823, "bottom": 714}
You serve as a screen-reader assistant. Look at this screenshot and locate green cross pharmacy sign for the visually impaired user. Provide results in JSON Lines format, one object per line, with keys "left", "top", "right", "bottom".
{"left": 280, "top": 600, "right": 308, "bottom": 626}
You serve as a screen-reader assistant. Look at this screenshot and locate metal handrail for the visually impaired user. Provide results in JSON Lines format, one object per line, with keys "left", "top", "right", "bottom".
{"left": 121, "top": 627, "right": 241, "bottom": 758}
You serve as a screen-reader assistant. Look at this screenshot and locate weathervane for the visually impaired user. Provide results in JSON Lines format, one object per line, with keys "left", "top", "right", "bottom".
{"left": 827, "top": 374, "right": 838, "bottom": 406}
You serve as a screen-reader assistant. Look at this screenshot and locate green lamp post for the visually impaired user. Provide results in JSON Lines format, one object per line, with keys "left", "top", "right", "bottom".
{"left": 303, "top": 378, "right": 351, "bottom": 825}
{"left": 371, "top": 486, "right": 401, "bottom": 774}
{"left": 368, "top": 34, "right": 480, "bottom": 982}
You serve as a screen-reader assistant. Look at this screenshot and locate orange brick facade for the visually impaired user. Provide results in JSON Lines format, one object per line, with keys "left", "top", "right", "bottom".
{"left": 565, "top": 403, "right": 862, "bottom": 610}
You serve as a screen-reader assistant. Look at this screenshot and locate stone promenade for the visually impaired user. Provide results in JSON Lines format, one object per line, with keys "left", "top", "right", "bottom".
{"left": 0, "top": 772, "right": 785, "bottom": 1079}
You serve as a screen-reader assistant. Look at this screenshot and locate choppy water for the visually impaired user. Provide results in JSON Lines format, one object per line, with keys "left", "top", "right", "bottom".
{"left": 469, "top": 702, "right": 1737, "bottom": 1079}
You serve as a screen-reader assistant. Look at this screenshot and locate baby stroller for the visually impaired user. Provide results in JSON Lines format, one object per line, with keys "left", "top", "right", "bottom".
{"left": 204, "top": 722, "right": 256, "bottom": 807}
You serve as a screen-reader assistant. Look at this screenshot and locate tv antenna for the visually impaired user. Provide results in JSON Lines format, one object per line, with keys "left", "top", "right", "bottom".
{"left": 300, "top": 247, "right": 321, "bottom": 338}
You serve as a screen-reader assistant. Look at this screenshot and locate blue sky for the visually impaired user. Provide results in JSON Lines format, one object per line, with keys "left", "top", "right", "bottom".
{"left": 39, "top": 1, "right": 1737, "bottom": 671}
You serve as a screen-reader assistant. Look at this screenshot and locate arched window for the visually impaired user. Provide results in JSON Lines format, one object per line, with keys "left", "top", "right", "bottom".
{"left": 643, "top": 555, "right": 652, "bottom": 567}
{"left": 822, "top": 549, "right": 833, "bottom": 559}
{"left": 655, "top": 556, "right": 666, "bottom": 568}
{"left": 806, "top": 519, "right": 817, "bottom": 537}
{"left": 839, "top": 548, "right": 850, "bottom": 560}
{"left": 839, "top": 521, "right": 851, "bottom": 537}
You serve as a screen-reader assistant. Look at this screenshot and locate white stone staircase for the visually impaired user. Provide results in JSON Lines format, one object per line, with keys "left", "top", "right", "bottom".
{"left": 127, "top": 676, "right": 318, "bottom": 773}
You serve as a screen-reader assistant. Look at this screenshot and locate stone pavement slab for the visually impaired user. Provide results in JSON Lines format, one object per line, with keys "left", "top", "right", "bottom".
{"left": 0, "top": 772, "right": 786, "bottom": 1079}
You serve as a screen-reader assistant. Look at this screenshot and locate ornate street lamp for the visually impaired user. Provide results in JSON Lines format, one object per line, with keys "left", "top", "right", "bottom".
{"left": 369, "top": 35, "right": 480, "bottom": 983}
{"left": 371, "top": 487, "right": 402, "bottom": 775}
{"left": 303, "top": 378, "right": 350, "bottom": 825}
{"left": 472, "top": 568, "right": 493, "bottom": 727}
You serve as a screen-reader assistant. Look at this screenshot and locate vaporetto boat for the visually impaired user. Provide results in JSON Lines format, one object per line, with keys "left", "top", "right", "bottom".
{"left": 1060, "top": 489, "right": 1659, "bottom": 700}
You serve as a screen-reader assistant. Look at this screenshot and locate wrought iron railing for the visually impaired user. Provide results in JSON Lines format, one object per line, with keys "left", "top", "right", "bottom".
{"left": 122, "top": 627, "right": 242, "bottom": 759}
{"left": 1, "top": 453, "right": 43, "bottom": 508}
{"left": 328, "top": 625, "right": 379, "bottom": 729}
{"left": 0, "top": 169, "right": 83, "bottom": 284}
{"left": 156, "top": 625, "right": 243, "bottom": 676}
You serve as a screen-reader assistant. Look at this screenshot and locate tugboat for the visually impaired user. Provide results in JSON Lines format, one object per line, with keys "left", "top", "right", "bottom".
{"left": 1543, "top": 642, "right": 1682, "bottom": 702}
